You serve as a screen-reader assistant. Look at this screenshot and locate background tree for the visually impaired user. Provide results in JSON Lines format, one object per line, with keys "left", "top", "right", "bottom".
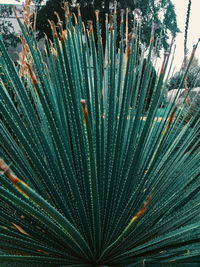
{"left": 167, "top": 56, "right": 200, "bottom": 91}
{"left": 0, "top": 4, "right": 19, "bottom": 47}
{"left": 0, "top": 0, "right": 44, "bottom": 47}
{"left": 35, "top": 0, "right": 179, "bottom": 52}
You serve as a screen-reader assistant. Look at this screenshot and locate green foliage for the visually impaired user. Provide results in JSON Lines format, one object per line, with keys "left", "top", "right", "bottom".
{"left": 0, "top": 4, "right": 19, "bottom": 47}
{"left": 0, "top": 4, "right": 200, "bottom": 267}
{"left": 167, "top": 66, "right": 200, "bottom": 90}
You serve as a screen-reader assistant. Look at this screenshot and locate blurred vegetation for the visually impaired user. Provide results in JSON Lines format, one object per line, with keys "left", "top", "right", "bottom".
{"left": 0, "top": 4, "right": 19, "bottom": 47}
{"left": 167, "top": 57, "right": 200, "bottom": 90}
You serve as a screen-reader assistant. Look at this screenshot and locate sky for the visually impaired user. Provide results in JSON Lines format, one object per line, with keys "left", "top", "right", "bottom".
{"left": 171, "top": 0, "right": 200, "bottom": 70}
{"left": 0, "top": 0, "right": 200, "bottom": 69}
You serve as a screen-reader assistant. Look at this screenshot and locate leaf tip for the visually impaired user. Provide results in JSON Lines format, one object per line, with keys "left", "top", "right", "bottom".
{"left": 80, "top": 99, "right": 88, "bottom": 122}
{"left": 0, "top": 159, "right": 20, "bottom": 185}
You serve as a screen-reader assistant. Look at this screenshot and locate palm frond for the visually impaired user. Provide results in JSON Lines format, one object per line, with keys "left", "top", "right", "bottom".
{"left": 0, "top": 3, "right": 200, "bottom": 266}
